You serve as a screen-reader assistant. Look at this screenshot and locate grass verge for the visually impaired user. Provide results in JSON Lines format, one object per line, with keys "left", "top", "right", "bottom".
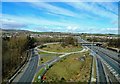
{"left": 44, "top": 51, "right": 92, "bottom": 82}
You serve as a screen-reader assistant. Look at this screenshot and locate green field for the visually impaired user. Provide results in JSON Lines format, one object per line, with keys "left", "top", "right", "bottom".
{"left": 44, "top": 51, "right": 92, "bottom": 82}
{"left": 40, "top": 43, "right": 83, "bottom": 53}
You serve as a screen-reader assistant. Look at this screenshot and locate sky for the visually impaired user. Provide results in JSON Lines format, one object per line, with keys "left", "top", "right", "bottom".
{"left": 1, "top": 0, "right": 119, "bottom": 34}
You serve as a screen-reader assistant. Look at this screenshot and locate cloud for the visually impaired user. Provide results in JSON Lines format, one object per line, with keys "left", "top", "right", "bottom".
{"left": 1, "top": 2, "right": 118, "bottom": 34}
{"left": 75, "top": 27, "right": 118, "bottom": 34}
{"left": 29, "top": 2, "right": 100, "bottom": 20}
{"left": 66, "top": 2, "right": 118, "bottom": 20}
{"left": 97, "top": 2, "right": 118, "bottom": 14}
{"left": 2, "top": 23, "right": 27, "bottom": 29}
{"left": 66, "top": 25, "right": 78, "bottom": 32}
{"left": 29, "top": 2, "right": 78, "bottom": 17}
{"left": 1, "top": 17, "right": 28, "bottom": 29}
{"left": 2, "top": 14, "right": 81, "bottom": 28}
{"left": 107, "top": 28, "right": 119, "bottom": 31}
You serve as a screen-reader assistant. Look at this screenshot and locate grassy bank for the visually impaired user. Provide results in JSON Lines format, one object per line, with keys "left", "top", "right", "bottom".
{"left": 44, "top": 51, "right": 92, "bottom": 82}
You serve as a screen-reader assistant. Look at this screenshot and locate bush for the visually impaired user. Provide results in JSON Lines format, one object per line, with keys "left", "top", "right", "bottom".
{"left": 40, "top": 45, "right": 47, "bottom": 48}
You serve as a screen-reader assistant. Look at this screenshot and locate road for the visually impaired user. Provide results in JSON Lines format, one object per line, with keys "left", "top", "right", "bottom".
{"left": 93, "top": 46, "right": 119, "bottom": 64}
{"left": 12, "top": 42, "right": 86, "bottom": 83}
{"left": 34, "top": 46, "right": 87, "bottom": 82}
{"left": 91, "top": 46, "right": 120, "bottom": 75}
{"left": 97, "top": 57, "right": 107, "bottom": 83}
{"left": 76, "top": 36, "right": 120, "bottom": 83}
{"left": 12, "top": 49, "right": 39, "bottom": 83}
{"left": 12, "top": 36, "right": 120, "bottom": 83}
{"left": 103, "top": 61, "right": 119, "bottom": 84}
{"left": 36, "top": 56, "right": 60, "bottom": 72}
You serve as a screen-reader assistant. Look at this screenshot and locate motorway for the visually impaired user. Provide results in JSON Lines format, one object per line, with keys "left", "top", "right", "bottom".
{"left": 77, "top": 36, "right": 120, "bottom": 83}
{"left": 95, "top": 46, "right": 119, "bottom": 63}
{"left": 92, "top": 46, "right": 120, "bottom": 75}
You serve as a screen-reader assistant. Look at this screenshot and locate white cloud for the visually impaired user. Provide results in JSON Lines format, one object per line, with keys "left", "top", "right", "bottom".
{"left": 66, "top": 2, "right": 118, "bottom": 20}
{"left": 1, "top": 15, "right": 28, "bottom": 29}
{"left": 67, "top": 25, "right": 78, "bottom": 31}
{"left": 29, "top": 2, "right": 101, "bottom": 20}
{"left": 29, "top": 2, "right": 78, "bottom": 17}
{"left": 107, "top": 28, "right": 119, "bottom": 31}
{"left": 75, "top": 27, "right": 118, "bottom": 34}
{"left": 1, "top": 18, "right": 28, "bottom": 29}
{"left": 1, "top": 14, "right": 80, "bottom": 29}
{"left": 97, "top": 2, "right": 118, "bottom": 14}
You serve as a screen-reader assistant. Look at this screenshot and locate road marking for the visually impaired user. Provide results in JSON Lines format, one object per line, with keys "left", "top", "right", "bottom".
{"left": 113, "top": 71, "right": 116, "bottom": 74}
{"left": 108, "top": 67, "right": 112, "bottom": 70}
{"left": 106, "top": 64, "right": 108, "bottom": 66}
{"left": 110, "top": 69, "right": 114, "bottom": 72}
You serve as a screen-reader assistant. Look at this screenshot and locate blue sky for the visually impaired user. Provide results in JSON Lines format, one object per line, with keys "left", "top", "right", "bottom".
{"left": 1, "top": 1, "right": 119, "bottom": 34}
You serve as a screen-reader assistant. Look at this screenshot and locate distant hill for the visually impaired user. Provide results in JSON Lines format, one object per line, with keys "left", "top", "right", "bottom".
{"left": 2, "top": 29, "right": 31, "bottom": 33}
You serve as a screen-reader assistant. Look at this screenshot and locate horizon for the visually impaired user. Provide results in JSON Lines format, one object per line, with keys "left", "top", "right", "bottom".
{"left": 1, "top": 1, "right": 119, "bottom": 34}
{"left": 2, "top": 28, "right": 119, "bottom": 35}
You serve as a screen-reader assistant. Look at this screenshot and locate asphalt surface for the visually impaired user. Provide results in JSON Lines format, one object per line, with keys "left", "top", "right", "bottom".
{"left": 97, "top": 57, "right": 107, "bottom": 83}
{"left": 36, "top": 56, "right": 60, "bottom": 73}
{"left": 93, "top": 46, "right": 119, "bottom": 64}
{"left": 12, "top": 49, "right": 39, "bottom": 83}
{"left": 76, "top": 36, "right": 120, "bottom": 83}
{"left": 104, "top": 61, "right": 119, "bottom": 84}
{"left": 18, "top": 56, "right": 38, "bottom": 82}
{"left": 12, "top": 42, "right": 86, "bottom": 83}
{"left": 91, "top": 46, "right": 120, "bottom": 75}
{"left": 12, "top": 37, "right": 119, "bottom": 83}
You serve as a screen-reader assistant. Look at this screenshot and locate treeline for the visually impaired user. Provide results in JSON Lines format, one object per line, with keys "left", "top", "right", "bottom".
{"left": 86, "top": 37, "right": 120, "bottom": 48}
{"left": 61, "top": 36, "right": 79, "bottom": 47}
{"left": 35, "top": 36, "right": 79, "bottom": 47}
{"left": 107, "top": 38, "right": 120, "bottom": 48}
{"left": 35, "top": 37, "right": 64, "bottom": 45}
{"left": 2, "top": 35, "right": 36, "bottom": 81}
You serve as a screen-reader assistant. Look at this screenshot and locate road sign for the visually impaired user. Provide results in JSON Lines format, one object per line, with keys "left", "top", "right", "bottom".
{"left": 38, "top": 76, "right": 41, "bottom": 79}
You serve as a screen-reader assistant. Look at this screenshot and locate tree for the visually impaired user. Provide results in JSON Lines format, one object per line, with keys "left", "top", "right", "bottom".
{"left": 2, "top": 35, "right": 37, "bottom": 81}
{"left": 61, "top": 36, "right": 78, "bottom": 47}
